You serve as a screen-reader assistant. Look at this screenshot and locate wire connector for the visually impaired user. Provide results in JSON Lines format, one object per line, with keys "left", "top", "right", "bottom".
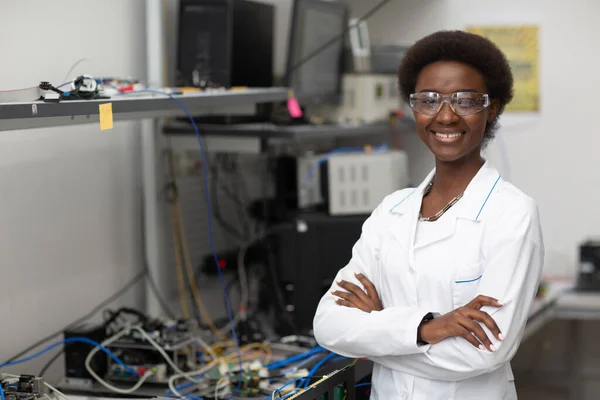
{"left": 38, "top": 82, "right": 53, "bottom": 91}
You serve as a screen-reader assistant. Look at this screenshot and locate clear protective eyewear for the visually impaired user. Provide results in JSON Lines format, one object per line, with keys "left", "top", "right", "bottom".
{"left": 409, "top": 91, "right": 490, "bottom": 116}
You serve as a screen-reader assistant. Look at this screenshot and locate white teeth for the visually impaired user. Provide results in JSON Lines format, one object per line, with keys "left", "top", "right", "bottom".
{"left": 434, "top": 132, "right": 462, "bottom": 138}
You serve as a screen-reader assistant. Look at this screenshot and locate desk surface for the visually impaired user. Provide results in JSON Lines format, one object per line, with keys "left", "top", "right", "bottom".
{"left": 523, "top": 282, "right": 572, "bottom": 340}
{"left": 532, "top": 283, "right": 572, "bottom": 315}
{"left": 554, "top": 288, "right": 600, "bottom": 319}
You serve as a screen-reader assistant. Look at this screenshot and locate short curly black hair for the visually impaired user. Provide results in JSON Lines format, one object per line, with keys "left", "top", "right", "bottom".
{"left": 399, "top": 30, "right": 514, "bottom": 143}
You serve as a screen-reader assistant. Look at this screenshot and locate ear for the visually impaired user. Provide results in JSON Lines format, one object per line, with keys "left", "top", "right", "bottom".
{"left": 487, "top": 99, "right": 500, "bottom": 122}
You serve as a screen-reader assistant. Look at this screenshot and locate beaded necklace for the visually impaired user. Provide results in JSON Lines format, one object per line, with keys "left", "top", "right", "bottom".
{"left": 419, "top": 181, "right": 464, "bottom": 222}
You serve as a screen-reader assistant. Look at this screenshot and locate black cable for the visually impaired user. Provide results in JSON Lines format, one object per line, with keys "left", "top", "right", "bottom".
{"left": 289, "top": 0, "right": 395, "bottom": 73}
{"left": 140, "top": 152, "right": 177, "bottom": 322}
{"left": 220, "top": 155, "right": 252, "bottom": 239}
{"left": 34, "top": 269, "right": 174, "bottom": 378}
{"left": 38, "top": 350, "right": 63, "bottom": 377}
{"left": 211, "top": 154, "right": 246, "bottom": 241}
{"left": 231, "top": 154, "right": 257, "bottom": 238}
{"left": 2, "top": 268, "right": 147, "bottom": 364}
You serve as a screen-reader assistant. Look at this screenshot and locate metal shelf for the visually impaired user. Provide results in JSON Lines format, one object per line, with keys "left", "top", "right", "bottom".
{"left": 164, "top": 118, "right": 416, "bottom": 141}
{"left": 0, "top": 88, "right": 288, "bottom": 132}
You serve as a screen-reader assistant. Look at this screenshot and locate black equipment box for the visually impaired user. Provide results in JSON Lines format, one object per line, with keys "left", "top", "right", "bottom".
{"left": 177, "top": 0, "right": 274, "bottom": 89}
{"left": 64, "top": 324, "right": 107, "bottom": 381}
{"left": 577, "top": 240, "right": 600, "bottom": 291}
{"left": 267, "top": 212, "right": 367, "bottom": 334}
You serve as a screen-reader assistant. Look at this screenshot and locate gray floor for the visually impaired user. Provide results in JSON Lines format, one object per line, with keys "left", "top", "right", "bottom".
{"left": 516, "top": 385, "right": 567, "bottom": 400}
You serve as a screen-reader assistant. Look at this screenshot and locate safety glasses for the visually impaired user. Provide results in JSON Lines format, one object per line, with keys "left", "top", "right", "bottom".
{"left": 409, "top": 91, "right": 490, "bottom": 116}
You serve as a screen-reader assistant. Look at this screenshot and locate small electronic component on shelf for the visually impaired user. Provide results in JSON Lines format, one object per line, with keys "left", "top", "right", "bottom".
{"left": 0, "top": 374, "right": 47, "bottom": 400}
{"left": 106, "top": 319, "right": 200, "bottom": 385}
{"left": 64, "top": 309, "right": 201, "bottom": 386}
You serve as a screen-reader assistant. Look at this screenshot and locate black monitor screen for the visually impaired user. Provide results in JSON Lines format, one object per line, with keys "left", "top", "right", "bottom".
{"left": 286, "top": 0, "right": 348, "bottom": 106}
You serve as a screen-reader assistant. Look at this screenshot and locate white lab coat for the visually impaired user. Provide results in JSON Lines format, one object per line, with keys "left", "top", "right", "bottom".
{"left": 313, "top": 161, "right": 544, "bottom": 400}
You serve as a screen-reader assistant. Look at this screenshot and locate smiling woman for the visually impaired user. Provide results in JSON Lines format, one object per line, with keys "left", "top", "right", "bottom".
{"left": 313, "top": 30, "right": 544, "bottom": 400}
{"left": 400, "top": 30, "right": 515, "bottom": 147}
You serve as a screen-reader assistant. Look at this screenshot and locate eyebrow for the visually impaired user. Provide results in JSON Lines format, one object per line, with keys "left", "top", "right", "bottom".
{"left": 418, "top": 89, "right": 479, "bottom": 93}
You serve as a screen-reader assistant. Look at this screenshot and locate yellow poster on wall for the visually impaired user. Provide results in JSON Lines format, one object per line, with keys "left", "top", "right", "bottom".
{"left": 466, "top": 25, "right": 539, "bottom": 112}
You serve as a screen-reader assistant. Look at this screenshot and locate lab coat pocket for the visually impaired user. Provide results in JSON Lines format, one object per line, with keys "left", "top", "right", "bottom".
{"left": 453, "top": 261, "right": 484, "bottom": 308}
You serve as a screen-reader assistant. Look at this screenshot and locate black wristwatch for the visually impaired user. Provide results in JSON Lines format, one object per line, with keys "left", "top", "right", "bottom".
{"left": 417, "top": 312, "right": 435, "bottom": 346}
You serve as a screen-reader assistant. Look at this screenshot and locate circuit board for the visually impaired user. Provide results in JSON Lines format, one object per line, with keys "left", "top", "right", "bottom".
{"left": 286, "top": 364, "right": 355, "bottom": 400}
{"left": 0, "top": 374, "right": 47, "bottom": 400}
{"left": 106, "top": 319, "right": 199, "bottom": 384}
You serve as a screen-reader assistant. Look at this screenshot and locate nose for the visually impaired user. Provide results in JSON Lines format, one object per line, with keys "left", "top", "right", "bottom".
{"left": 436, "top": 102, "right": 460, "bottom": 125}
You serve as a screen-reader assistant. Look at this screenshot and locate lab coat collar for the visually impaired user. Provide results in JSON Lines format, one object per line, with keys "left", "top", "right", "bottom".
{"left": 387, "top": 160, "right": 501, "bottom": 257}
{"left": 389, "top": 160, "right": 501, "bottom": 221}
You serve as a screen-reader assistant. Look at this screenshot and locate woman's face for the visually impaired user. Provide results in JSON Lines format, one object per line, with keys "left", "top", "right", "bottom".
{"left": 413, "top": 60, "right": 497, "bottom": 163}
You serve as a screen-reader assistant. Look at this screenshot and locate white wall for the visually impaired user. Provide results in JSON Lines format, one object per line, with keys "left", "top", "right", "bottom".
{"left": 347, "top": 0, "right": 600, "bottom": 278}
{"left": 0, "top": 0, "right": 147, "bottom": 379}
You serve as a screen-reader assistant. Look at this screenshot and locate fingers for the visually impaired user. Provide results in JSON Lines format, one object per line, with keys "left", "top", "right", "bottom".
{"left": 336, "top": 280, "right": 374, "bottom": 307}
{"left": 456, "top": 326, "right": 483, "bottom": 349}
{"left": 460, "top": 318, "right": 495, "bottom": 352}
{"left": 335, "top": 299, "right": 356, "bottom": 308}
{"left": 468, "top": 295, "right": 503, "bottom": 310}
{"left": 331, "top": 289, "right": 371, "bottom": 313}
{"left": 354, "top": 273, "right": 384, "bottom": 311}
{"left": 468, "top": 309, "right": 503, "bottom": 341}
{"left": 354, "top": 273, "right": 377, "bottom": 300}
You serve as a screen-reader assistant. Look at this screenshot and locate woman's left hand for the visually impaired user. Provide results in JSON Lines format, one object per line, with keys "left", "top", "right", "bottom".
{"left": 332, "top": 272, "right": 383, "bottom": 313}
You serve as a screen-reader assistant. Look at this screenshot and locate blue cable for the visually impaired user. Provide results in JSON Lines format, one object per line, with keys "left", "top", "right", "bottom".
{"left": 331, "top": 356, "right": 347, "bottom": 363}
{"left": 355, "top": 382, "right": 371, "bottom": 388}
{"left": 266, "top": 346, "right": 324, "bottom": 370}
{"left": 184, "top": 396, "right": 203, "bottom": 400}
{"left": 264, "top": 378, "right": 305, "bottom": 400}
{"left": 0, "top": 337, "right": 136, "bottom": 375}
{"left": 0, "top": 382, "right": 5, "bottom": 400}
{"left": 280, "top": 354, "right": 322, "bottom": 375}
{"left": 165, "top": 371, "right": 206, "bottom": 397}
{"left": 120, "top": 89, "right": 243, "bottom": 399}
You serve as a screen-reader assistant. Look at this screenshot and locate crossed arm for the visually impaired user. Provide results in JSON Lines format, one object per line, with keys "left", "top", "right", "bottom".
{"left": 313, "top": 200, "right": 544, "bottom": 381}
{"left": 332, "top": 274, "right": 503, "bottom": 351}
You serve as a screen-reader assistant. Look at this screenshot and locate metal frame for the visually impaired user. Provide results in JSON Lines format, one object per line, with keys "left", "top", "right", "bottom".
{"left": 143, "top": 0, "right": 168, "bottom": 317}
{"left": 0, "top": 90, "right": 286, "bottom": 132}
{"left": 163, "top": 121, "right": 396, "bottom": 141}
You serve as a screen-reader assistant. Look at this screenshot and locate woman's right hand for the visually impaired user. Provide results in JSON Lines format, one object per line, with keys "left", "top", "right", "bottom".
{"left": 419, "top": 295, "right": 504, "bottom": 351}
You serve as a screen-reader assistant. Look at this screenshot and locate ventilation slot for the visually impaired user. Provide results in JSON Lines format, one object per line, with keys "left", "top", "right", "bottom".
{"left": 350, "top": 190, "right": 357, "bottom": 206}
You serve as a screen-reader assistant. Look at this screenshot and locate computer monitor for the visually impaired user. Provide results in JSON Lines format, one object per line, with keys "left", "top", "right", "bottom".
{"left": 176, "top": 0, "right": 274, "bottom": 89}
{"left": 285, "top": 0, "right": 349, "bottom": 107}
